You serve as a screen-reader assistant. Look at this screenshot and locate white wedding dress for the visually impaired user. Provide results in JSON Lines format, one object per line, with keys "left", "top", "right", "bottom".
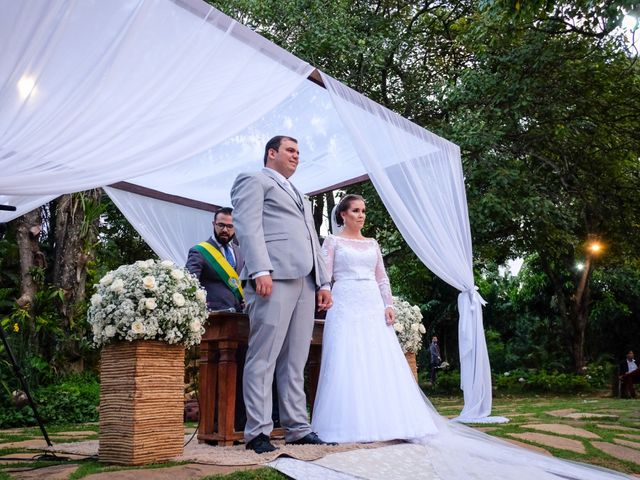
{"left": 312, "top": 235, "right": 438, "bottom": 442}
{"left": 287, "top": 234, "right": 633, "bottom": 480}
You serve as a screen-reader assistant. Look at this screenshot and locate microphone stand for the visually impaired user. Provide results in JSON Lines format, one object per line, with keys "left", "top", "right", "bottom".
{"left": 0, "top": 203, "right": 59, "bottom": 457}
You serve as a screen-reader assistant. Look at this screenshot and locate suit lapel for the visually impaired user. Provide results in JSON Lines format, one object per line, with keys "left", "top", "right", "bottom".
{"left": 262, "top": 170, "right": 303, "bottom": 210}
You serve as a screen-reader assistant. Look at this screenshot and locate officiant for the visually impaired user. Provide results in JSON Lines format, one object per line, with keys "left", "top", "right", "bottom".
{"left": 185, "top": 207, "right": 245, "bottom": 312}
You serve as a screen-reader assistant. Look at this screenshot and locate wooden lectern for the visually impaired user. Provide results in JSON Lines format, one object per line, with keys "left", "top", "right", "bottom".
{"left": 197, "top": 311, "right": 324, "bottom": 445}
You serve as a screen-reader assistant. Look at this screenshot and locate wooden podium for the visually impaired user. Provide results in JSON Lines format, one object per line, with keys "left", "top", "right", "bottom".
{"left": 197, "top": 312, "right": 324, "bottom": 445}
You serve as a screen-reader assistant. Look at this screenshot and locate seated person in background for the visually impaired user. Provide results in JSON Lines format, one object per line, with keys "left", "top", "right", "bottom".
{"left": 620, "top": 350, "right": 640, "bottom": 399}
{"left": 186, "top": 207, "right": 244, "bottom": 312}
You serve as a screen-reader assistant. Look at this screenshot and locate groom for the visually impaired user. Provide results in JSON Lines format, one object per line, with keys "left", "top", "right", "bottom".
{"left": 231, "top": 135, "right": 333, "bottom": 453}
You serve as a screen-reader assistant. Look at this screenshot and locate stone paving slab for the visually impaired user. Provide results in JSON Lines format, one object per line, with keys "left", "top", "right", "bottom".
{"left": 564, "top": 412, "right": 619, "bottom": 421}
{"left": 620, "top": 434, "right": 640, "bottom": 441}
{"left": 51, "top": 430, "right": 97, "bottom": 437}
{"left": 593, "top": 441, "right": 640, "bottom": 465}
{"left": 596, "top": 424, "right": 640, "bottom": 432}
{"left": 509, "top": 432, "right": 586, "bottom": 453}
{"left": 10, "top": 463, "right": 81, "bottom": 479}
{"left": 82, "top": 463, "right": 260, "bottom": 480}
{"left": 521, "top": 423, "right": 600, "bottom": 439}
{"left": 614, "top": 439, "right": 640, "bottom": 450}
{"left": 502, "top": 438, "right": 552, "bottom": 456}
{"left": 0, "top": 438, "right": 50, "bottom": 449}
{"left": 0, "top": 452, "right": 87, "bottom": 464}
{"left": 546, "top": 408, "right": 578, "bottom": 417}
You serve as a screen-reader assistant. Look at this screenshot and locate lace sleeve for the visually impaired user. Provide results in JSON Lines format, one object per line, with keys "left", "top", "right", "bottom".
{"left": 374, "top": 240, "right": 393, "bottom": 308}
{"left": 321, "top": 235, "right": 336, "bottom": 281}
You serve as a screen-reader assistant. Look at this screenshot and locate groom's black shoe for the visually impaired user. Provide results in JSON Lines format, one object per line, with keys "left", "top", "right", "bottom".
{"left": 286, "top": 432, "right": 336, "bottom": 446}
{"left": 245, "top": 433, "right": 277, "bottom": 454}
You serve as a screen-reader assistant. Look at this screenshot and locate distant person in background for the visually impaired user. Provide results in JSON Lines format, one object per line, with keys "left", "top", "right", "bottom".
{"left": 185, "top": 207, "right": 244, "bottom": 312}
{"left": 620, "top": 350, "right": 640, "bottom": 399}
{"left": 429, "top": 336, "right": 441, "bottom": 384}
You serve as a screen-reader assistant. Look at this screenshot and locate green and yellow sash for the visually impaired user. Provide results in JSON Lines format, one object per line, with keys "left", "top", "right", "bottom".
{"left": 194, "top": 242, "right": 244, "bottom": 301}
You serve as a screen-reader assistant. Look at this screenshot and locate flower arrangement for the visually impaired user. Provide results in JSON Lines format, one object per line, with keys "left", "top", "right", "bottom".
{"left": 392, "top": 296, "right": 427, "bottom": 353}
{"left": 87, "top": 259, "right": 208, "bottom": 348}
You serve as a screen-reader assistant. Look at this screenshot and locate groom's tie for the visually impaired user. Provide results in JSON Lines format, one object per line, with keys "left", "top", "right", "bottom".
{"left": 223, "top": 244, "right": 236, "bottom": 269}
{"left": 283, "top": 180, "right": 303, "bottom": 209}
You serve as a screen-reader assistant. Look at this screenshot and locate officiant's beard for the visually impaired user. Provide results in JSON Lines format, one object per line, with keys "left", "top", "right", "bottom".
{"left": 215, "top": 231, "right": 233, "bottom": 245}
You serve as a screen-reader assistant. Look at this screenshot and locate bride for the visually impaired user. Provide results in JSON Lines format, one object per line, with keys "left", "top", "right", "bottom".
{"left": 306, "top": 194, "right": 631, "bottom": 479}
{"left": 312, "top": 194, "right": 438, "bottom": 442}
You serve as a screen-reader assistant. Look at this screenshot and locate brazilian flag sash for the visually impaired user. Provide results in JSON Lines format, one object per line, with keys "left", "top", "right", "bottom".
{"left": 194, "top": 242, "right": 244, "bottom": 301}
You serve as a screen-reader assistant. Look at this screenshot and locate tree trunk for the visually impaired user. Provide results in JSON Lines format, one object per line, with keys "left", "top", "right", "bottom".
{"left": 312, "top": 193, "right": 324, "bottom": 236}
{"left": 15, "top": 208, "right": 44, "bottom": 312}
{"left": 52, "top": 190, "right": 102, "bottom": 372}
{"left": 569, "top": 256, "right": 592, "bottom": 372}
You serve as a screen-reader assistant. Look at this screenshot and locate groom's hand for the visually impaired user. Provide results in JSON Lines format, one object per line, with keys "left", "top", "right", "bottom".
{"left": 316, "top": 289, "right": 333, "bottom": 311}
{"left": 255, "top": 275, "right": 273, "bottom": 297}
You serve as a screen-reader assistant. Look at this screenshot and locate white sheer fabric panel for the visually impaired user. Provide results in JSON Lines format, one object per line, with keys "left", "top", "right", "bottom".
{"left": 320, "top": 72, "right": 496, "bottom": 422}
{"left": 0, "top": 195, "right": 56, "bottom": 223}
{"left": 104, "top": 187, "right": 212, "bottom": 266}
{"left": 0, "top": 0, "right": 312, "bottom": 195}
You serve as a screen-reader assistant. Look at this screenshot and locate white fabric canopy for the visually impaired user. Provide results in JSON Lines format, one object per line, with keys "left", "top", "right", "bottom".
{"left": 0, "top": 0, "right": 496, "bottom": 421}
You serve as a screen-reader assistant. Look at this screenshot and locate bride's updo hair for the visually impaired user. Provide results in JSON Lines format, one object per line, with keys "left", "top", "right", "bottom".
{"left": 335, "top": 194, "right": 365, "bottom": 227}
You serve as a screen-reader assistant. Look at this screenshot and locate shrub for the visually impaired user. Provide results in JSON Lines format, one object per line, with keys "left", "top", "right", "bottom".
{"left": 0, "top": 373, "right": 99, "bottom": 428}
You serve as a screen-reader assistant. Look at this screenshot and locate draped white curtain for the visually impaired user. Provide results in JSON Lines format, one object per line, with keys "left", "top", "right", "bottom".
{"left": 0, "top": 0, "right": 313, "bottom": 197}
{"left": 104, "top": 187, "right": 213, "bottom": 266}
{"left": 320, "top": 73, "right": 502, "bottom": 423}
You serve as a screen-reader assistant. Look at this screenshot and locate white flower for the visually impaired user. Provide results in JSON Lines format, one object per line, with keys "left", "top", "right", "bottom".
{"left": 586, "top": 375, "right": 592, "bottom": 380}
{"left": 518, "top": 377, "right": 525, "bottom": 383}
{"left": 393, "top": 323, "right": 404, "bottom": 333}
{"left": 145, "top": 298, "right": 157, "bottom": 310}
{"left": 581, "top": 366, "right": 588, "bottom": 371}
{"left": 172, "top": 293, "right": 185, "bottom": 307}
{"left": 87, "top": 259, "right": 207, "bottom": 348}
{"left": 161, "top": 260, "right": 174, "bottom": 268}
{"left": 418, "top": 324, "right": 426, "bottom": 334}
{"left": 504, "top": 372, "right": 510, "bottom": 376}
{"left": 110, "top": 278, "right": 125, "bottom": 293}
{"left": 131, "top": 320, "right": 145, "bottom": 335}
{"left": 410, "top": 323, "right": 420, "bottom": 332}
{"left": 171, "top": 269, "right": 185, "bottom": 280}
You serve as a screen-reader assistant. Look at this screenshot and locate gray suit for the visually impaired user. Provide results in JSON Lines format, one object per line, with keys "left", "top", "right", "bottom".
{"left": 185, "top": 237, "right": 244, "bottom": 312}
{"left": 231, "top": 168, "right": 329, "bottom": 442}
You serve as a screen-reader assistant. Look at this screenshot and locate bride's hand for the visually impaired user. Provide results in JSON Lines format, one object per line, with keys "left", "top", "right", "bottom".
{"left": 385, "top": 307, "right": 395, "bottom": 325}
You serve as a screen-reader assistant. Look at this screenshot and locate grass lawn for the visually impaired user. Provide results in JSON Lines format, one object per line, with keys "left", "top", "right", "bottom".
{"left": 1, "top": 392, "right": 638, "bottom": 478}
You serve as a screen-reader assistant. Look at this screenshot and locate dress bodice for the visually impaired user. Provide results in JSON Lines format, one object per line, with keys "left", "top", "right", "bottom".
{"left": 322, "top": 234, "right": 393, "bottom": 307}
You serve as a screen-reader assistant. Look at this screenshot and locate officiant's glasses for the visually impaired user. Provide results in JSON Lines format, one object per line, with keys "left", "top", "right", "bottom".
{"left": 215, "top": 222, "right": 234, "bottom": 230}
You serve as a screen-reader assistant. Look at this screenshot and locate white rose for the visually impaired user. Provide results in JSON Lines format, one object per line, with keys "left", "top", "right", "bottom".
{"left": 145, "top": 259, "right": 155, "bottom": 268}
{"left": 171, "top": 269, "right": 185, "bottom": 280}
{"left": 195, "top": 290, "right": 207, "bottom": 303}
{"left": 518, "top": 377, "right": 525, "bottom": 383}
{"left": 135, "top": 260, "right": 148, "bottom": 268}
{"left": 99, "top": 274, "right": 114, "bottom": 286}
{"left": 110, "top": 278, "right": 125, "bottom": 293}
{"left": 393, "top": 323, "right": 404, "bottom": 333}
{"left": 142, "top": 276, "right": 155, "bottom": 289}
{"left": 161, "top": 260, "right": 174, "bottom": 268}
{"left": 172, "top": 293, "right": 185, "bottom": 307}
{"left": 190, "top": 320, "right": 201, "bottom": 332}
{"left": 504, "top": 372, "right": 510, "bottom": 376}
{"left": 145, "top": 298, "right": 157, "bottom": 310}
{"left": 90, "top": 294, "right": 102, "bottom": 306}
{"left": 131, "top": 320, "right": 145, "bottom": 335}
{"left": 104, "top": 325, "right": 116, "bottom": 338}
{"left": 92, "top": 323, "right": 101, "bottom": 336}
{"left": 418, "top": 324, "right": 426, "bottom": 334}
{"left": 410, "top": 323, "right": 420, "bottom": 332}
